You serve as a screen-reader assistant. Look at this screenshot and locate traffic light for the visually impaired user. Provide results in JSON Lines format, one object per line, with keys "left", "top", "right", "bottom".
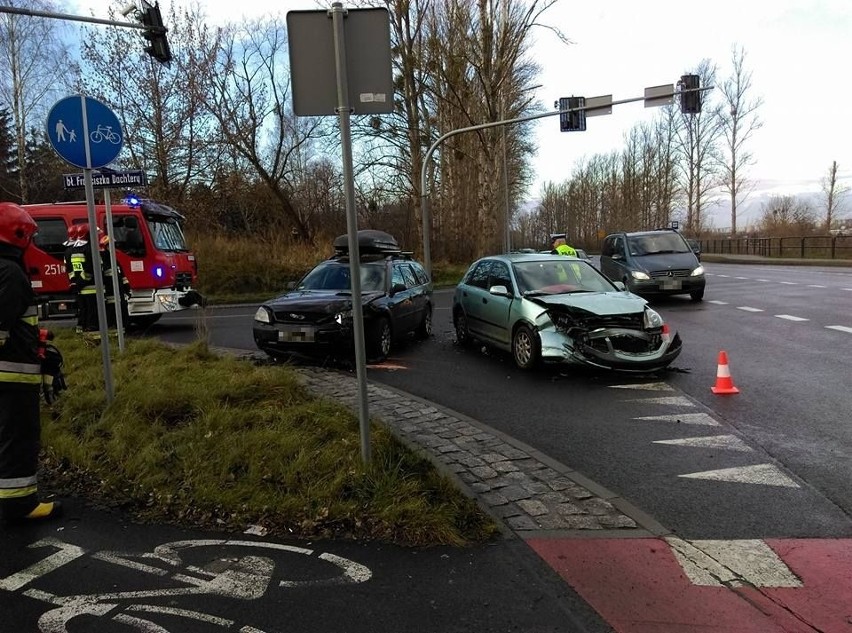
{"left": 559, "top": 96, "right": 586, "bottom": 132}
{"left": 679, "top": 74, "right": 701, "bottom": 114}
{"left": 140, "top": 1, "right": 172, "bottom": 64}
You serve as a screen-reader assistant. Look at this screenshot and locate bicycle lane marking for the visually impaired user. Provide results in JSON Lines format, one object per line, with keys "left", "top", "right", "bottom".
{"left": 2, "top": 537, "right": 373, "bottom": 633}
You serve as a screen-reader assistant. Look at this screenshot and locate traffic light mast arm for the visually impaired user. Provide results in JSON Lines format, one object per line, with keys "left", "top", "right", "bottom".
{"left": 417, "top": 83, "right": 712, "bottom": 275}
{"left": 0, "top": 4, "right": 152, "bottom": 31}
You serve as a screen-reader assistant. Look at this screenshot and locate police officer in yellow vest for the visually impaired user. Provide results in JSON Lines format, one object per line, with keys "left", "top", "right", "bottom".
{"left": 550, "top": 233, "right": 577, "bottom": 257}
{"left": 0, "top": 202, "right": 63, "bottom": 522}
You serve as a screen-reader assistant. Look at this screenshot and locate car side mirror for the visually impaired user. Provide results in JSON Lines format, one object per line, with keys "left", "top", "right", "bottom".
{"left": 489, "top": 284, "right": 511, "bottom": 297}
{"left": 613, "top": 281, "right": 626, "bottom": 291}
{"left": 611, "top": 252, "right": 624, "bottom": 260}
{"left": 286, "top": 281, "right": 297, "bottom": 290}
{"left": 391, "top": 283, "right": 407, "bottom": 295}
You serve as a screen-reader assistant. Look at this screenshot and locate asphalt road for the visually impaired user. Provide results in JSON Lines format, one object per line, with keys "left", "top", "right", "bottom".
{"left": 149, "top": 261, "right": 852, "bottom": 542}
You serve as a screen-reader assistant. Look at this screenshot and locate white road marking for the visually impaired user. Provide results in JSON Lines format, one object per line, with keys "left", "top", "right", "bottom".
{"left": 653, "top": 434, "right": 752, "bottom": 452}
{"left": 629, "top": 396, "right": 695, "bottom": 407}
{"left": 0, "top": 539, "right": 85, "bottom": 591}
{"left": 708, "top": 300, "right": 728, "bottom": 305}
{"left": 826, "top": 325, "right": 852, "bottom": 334}
{"left": 774, "top": 315, "right": 809, "bottom": 322}
{"left": 737, "top": 306, "right": 763, "bottom": 312}
{"left": 734, "top": 276, "right": 749, "bottom": 280}
{"left": 632, "top": 413, "right": 719, "bottom": 426}
{"left": 780, "top": 281, "right": 798, "bottom": 285}
{"left": 844, "top": 288, "right": 852, "bottom": 292}
{"left": 755, "top": 278, "right": 771, "bottom": 282}
{"left": 666, "top": 538, "right": 802, "bottom": 588}
{"left": 807, "top": 284, "right": 826, "bottom": 288}
{"left": 609, "top": 382, "right": 673, "bottom": 391}
{"left": 678, "top": 464, "right": 800, "bottom": 487}
{"left": 716, "top": 274, "right": 731, "bottom": 278}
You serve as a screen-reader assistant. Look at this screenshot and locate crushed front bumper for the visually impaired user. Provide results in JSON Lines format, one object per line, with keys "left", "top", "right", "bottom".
{"left": 539, "top": 326, "right": 683, "bottom": 372}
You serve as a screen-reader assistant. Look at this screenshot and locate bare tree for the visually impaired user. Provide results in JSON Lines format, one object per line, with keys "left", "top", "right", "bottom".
{"left": 718, "top": 45, "right": 763, "bottom": 236}
{"left": 821, "top": 160, "right": 848, "bottom": 232}
{"left": 0, "top": 0, "right": 77, "bottom": 202}
{"left": 202, "top": 18, "right": 330, "bottom": 240}
{"left": 80, "top": 4, "right": 221, "bottom": 205}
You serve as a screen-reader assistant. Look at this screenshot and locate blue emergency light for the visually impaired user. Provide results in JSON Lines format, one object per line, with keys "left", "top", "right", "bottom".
{"left": 124, "top": 194, "right": 141, "bottom": 207}
{"left": 154, "top": 265, "right": 165, "bottom": 279}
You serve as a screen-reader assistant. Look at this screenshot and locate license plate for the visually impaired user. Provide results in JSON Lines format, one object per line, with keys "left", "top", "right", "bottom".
{"left": 278, "top": 327, "right": 315, "bottom": 343}
{"left": 660, "top": 279, "right": 682, "bottom": 290}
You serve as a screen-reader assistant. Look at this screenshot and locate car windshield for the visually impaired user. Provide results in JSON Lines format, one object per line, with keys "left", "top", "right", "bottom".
{"left": 146, "top": 216, "right": 189, "bottom": 252}
{"left": 297, "top": 261, "right": 387, "bottom": 292}
{"left": 627, "top": 233, "right": 691, "bottom": 256}
{"left": 513, "top": 260, "right": 615, "bottom": 295}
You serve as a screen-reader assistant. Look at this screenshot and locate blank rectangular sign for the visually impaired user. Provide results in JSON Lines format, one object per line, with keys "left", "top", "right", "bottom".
{"left": 287, "top": 8, "right": 393, "bottom": 116}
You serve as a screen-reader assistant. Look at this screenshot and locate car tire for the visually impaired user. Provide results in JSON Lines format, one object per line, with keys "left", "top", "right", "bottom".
{"left": 454, "top": 310, "right": 472, "bottom": 347}
{"left": 512, "top": 324, "right": 540, "bottom": 370}
{"left": 690, "top": 288, "right": 705, "bottom": 302}
{"left": 367, "top": 316, "right": 392, "bottom": 362}
{"left": 415, "top": 305, "right": 433, "bottom": 340}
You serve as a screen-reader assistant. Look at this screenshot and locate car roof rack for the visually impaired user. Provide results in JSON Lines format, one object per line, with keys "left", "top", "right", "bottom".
{"left": 333, "top": 230, "right": 401, "bottom": 256}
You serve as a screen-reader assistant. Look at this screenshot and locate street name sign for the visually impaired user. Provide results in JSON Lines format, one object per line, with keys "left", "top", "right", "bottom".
{"left": 63, "top": 170, "right": 147, "bottom": 190}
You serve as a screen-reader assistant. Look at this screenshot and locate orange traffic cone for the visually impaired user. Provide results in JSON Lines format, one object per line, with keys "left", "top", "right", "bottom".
{"left": 711, "top": 350, "right": 740, "bottom": 394}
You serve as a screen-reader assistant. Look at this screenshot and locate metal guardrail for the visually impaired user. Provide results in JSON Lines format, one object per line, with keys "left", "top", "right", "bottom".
{"left": 702, "top": 235, "right": 852, "bottom": 260}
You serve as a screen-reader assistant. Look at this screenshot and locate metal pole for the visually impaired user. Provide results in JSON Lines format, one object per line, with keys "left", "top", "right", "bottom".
{"left": 330, "top": 2, "right": 371, "bottom": 464}
{"left": 103, "top": 189, "right": 125, "bottom": 352}
{"left": 83, "top": 171, "right": 114, "bottom": 403}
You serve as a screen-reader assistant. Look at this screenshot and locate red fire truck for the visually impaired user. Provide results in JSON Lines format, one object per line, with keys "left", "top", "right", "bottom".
{"left": 22, "top": 197, "right": 203, "bottom": 326}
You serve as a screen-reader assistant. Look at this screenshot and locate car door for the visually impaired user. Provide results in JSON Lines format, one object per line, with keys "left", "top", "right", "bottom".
{"left": 458, "top": 260, "right": 492, "bottom": 339}
{"left": 388, "top": 262, "right": 417, "bottom": 334}
{"left": 480, "top": 260, "right": 515, "bottom": 346}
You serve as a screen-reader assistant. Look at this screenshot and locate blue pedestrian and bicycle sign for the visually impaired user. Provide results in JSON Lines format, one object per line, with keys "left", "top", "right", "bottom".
{"left": 46, "top": 95, "right": 123, "bottom": 169}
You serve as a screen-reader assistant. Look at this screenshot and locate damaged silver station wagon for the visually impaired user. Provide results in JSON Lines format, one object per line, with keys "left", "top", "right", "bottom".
{"left": 452, "top": 253, "right": 682, "bottom": 372}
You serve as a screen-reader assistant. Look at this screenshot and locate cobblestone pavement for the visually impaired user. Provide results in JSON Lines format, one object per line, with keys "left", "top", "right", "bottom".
{"left": 294, "top": 365, "right": 669, "bottom": 539}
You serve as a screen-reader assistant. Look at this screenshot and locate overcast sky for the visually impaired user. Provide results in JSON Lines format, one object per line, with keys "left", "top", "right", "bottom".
{"left": 74, "top": 0, "right": 852, "bottom": 228}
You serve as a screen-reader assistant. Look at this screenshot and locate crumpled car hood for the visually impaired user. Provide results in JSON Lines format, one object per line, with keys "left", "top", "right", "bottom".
{"left": 529, "top": 291, "right": 645, "bottom": 316}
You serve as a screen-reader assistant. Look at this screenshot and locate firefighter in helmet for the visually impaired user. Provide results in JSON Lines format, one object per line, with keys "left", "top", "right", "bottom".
{"left": 64, "top": 224, "right": 85, "bottom": 332}
{"left": 0, "top": 202, "right": 63, "bottom": 522}
{"left": 99, "top": 232, "right": 130, "bottom": 331}
{"left": 68, "top": 223, "right": 100, "bottom": 337}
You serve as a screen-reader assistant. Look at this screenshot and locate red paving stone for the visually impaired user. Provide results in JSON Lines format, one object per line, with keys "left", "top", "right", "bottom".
{"left": 527, "top": 537, "right": 852, "bottom": 633}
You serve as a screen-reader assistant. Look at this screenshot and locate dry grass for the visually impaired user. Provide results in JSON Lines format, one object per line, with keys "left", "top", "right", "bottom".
{"left": 40, "top": 330, "right": 498, "bottom": 546}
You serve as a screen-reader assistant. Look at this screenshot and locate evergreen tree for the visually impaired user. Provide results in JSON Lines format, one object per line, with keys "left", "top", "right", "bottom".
{"left": 0, "top": 108, "right": 19, "bottom": 201}
{"left": 24, "top": 128, "right": 71, "bottom": 203}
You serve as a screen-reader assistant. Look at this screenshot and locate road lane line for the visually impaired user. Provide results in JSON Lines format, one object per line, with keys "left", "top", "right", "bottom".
{"left": 737, "top": 306, "right": 763, "bottom": 312}
{"left": 780, "top": 281, "right": 798, "bottom": 285}
{"left": 716, "top": 274, "right": 731, "bottom": 278}
{"left": 755, "top": 278, "right": 771, "bottom": 282}
{"left": 734, "top": 276, "right": 749, "bottom": 280}
{"left": 807, "top": 284, "right": 826, "bottom": 288}
{"left": 609, "top": 382, "right": 674, "bottom": 391}
{"left": 678, "top": 464, "right": 800, "bottom": 488}
{"left": 708, "top": 300, "right": 728, "bottom": 305}
{"left": 628, "top": 396, "right": 695, "bottom": 407}
{"left": 653, "top": 434, "right": 752, "bottom": 452}
{"left": 632, "top": 413, "right": 719, "bottom": 426}
{"left": 826, "top": 325, "right": 852, "bottom": 334}
{"left": 774, "top": 315, "right": 809, "bottom": 322}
